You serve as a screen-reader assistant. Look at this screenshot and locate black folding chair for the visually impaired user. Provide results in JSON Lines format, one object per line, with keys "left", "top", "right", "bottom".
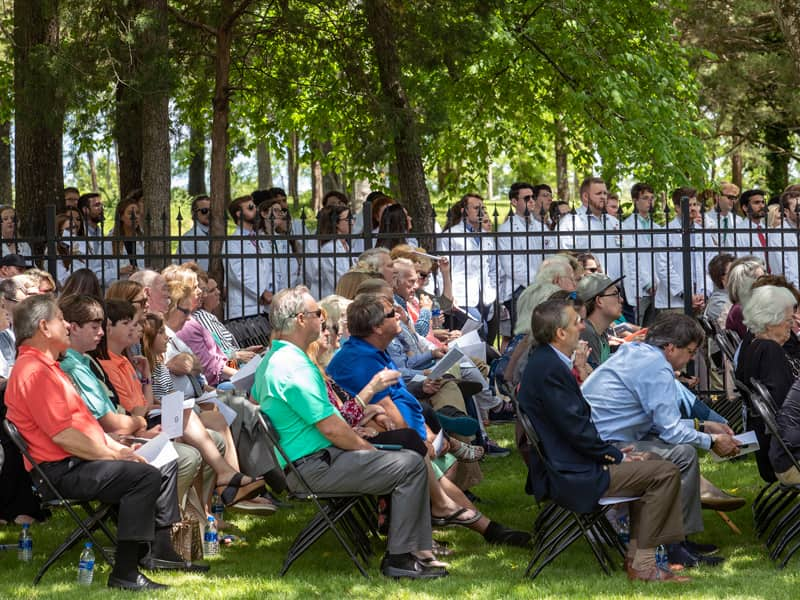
{"left": 748, "top": 379, "right": 800, "bottom": 568}
{"left": 224, "top": 315, "right": 271, "bottom": 349}
{"left": 2, "top": 419, "right": 117, "bottom": 584}
{"left": 256, "top": 411, "right": 377, "bottom": 577}
{"left": 516, "top": 410, "right": 631, "bottom": 579}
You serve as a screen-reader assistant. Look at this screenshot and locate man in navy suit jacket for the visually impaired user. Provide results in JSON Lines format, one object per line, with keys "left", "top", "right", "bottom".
{"left": 518, "top": 297, "right": 687, "bottom": 582}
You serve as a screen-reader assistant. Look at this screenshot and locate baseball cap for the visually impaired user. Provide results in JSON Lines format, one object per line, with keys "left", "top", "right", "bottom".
{"left": 576, "top": 273, "right": 624, "bottom": 302}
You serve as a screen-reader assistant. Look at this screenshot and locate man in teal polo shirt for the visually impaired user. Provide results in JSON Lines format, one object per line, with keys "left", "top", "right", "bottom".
{"left": 253, "top": 285, "right": 444, "bottom": 580}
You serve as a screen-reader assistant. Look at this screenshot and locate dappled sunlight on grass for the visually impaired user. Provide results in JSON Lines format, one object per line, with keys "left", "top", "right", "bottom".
{"left": 0, "top": 424, "right": 798, "bottom": 598}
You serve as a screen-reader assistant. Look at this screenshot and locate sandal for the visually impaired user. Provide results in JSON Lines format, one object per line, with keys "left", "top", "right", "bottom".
{"left": 431, "top": 507, "right": 482, "bottom": 527}
{"left": 216, "top": 473, "right": 265, "bottom": 507}
{"left": 449, "top": 438, "right": 485, "bottom": 463}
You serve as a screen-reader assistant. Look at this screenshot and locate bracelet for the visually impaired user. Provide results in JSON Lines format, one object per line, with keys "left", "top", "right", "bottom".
{"left": 354, "top": 394, "right": 366, "bottom": 409}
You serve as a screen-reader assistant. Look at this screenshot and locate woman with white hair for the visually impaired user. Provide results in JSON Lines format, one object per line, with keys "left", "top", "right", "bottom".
{"left": 725, "top": 255, "right": 766, "bottom": 337}
{"left": 736, "top": 285, "right": 798, "bottom": 481}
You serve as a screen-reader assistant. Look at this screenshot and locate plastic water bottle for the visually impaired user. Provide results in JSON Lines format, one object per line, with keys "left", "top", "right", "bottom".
{"left": 77, "top": 542, "right": 95, "bottom": 585}
{"left": 203, "top": 516, "right": 219, "bottom": 556}
{"left": 217, "top": 381, "right": 235, "bottom": 403}
{"left": 617, "top": 515, "right": 630, "bottom": 546}
{"left": 211, "top": 491, "right": 224, "bottom": 524}
{"left": 655, "top": 544, "right": 668, "bottom": 571}
{"left": 17, "top": 523, "right": 32, "bottom": 562}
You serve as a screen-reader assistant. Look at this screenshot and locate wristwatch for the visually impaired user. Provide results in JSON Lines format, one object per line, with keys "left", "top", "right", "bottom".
{"left": 709, "top": 433, "right": 717, "bottom": 448}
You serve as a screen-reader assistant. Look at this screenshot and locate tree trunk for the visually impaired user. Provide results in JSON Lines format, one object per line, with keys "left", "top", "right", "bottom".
{"left": 138, "top": 0, "right": 171, "bottom": 269}
{"left": 730, "top": 146, "right": 743, "bottom": 190}
{"left": 311, "top": 158, "right": 323, "bottom": 212}
{"left": 0, "top": 121, "right": 12, "bottom": 205}
{"left": 364, "top": 0, "right": 433, "bottom": 233}
{"left": 774, "top": 0, "right": 800, "bottom": 82}
{"left": 555, "top": 117, "right": 569, "bottom": 203}
{"left": 208, "top": 6, "right": 233, "bottom": 290}
{"left": 115, "top": 79, "right": 143, "bottom": 203}
{"left": 14, "top": 0, "right": 64, "bottom": 244}
{"left": 765, "top": 121, "right": 790, "bottom": 199}
{"left": 188, "top": 125, "right": 207, "bottom": 195}
{"left": 256, "top": 140, "right": 272, "bottom": 189}
{"left": 88, "top": 151, "right": 98, "bottom": 191}
{"left": 287, "top": 131, "right": 299, "bottom": 208}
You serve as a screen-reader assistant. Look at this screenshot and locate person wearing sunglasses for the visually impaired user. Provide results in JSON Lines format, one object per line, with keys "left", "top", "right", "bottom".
{"left": 576, "top": 273, "right": 625, "bottom": 369}
{"left": 178, "top": 195, "right": 211, "bottom": 271}
{"left": 223, "top": 195, "right": 288, "bottom": 321}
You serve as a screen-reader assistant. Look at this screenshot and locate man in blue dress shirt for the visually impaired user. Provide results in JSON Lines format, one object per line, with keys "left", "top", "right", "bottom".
{"left": 582, "top": 313, "right": 740, "bottom": 566}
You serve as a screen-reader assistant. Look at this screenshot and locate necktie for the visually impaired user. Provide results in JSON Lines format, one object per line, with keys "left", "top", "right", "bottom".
{"left": 722, "top": 216, "right": 729, "bottom": 246}
{"left": 757, "top": 224, "right": 771, "bottom": 273}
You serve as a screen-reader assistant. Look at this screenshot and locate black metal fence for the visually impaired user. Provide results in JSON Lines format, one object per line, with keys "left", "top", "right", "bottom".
{"left": 7, "top": 200, "right": 798, "bottom": 337}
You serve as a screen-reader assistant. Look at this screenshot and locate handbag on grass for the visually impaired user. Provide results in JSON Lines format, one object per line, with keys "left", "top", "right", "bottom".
{"left": 171, "top": 519, "right": 203, "bottom": 562}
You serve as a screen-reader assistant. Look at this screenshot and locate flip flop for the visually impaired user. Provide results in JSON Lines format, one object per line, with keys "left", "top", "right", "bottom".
{"left": 431, "top": 507, "right": 482, "bottom": 527}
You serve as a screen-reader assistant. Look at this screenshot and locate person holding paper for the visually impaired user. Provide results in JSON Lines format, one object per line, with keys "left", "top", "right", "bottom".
{"left": 518, "top": 297, "right": 688, "bottom": 583}
{"left": 328, "top": 292, "right": 531, "bottom": 547}
{"left": 582, "top": 313, "right": 740, "bottom": 568}
{"left": 4, "top": 294, "right": 196, "bottom": 590}
{"left": 91, "top": 299, "right": 265, "bottom": 509}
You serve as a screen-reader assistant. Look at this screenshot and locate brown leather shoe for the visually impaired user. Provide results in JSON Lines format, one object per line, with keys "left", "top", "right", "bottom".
{"left": 700, "top": 489, "right": 746, "bottom": 511}
{"left": 700, "top": 477, "right": 746, "bottom": 511}
{"left": 627, "top": 564, "right": 691, "bottom": 583}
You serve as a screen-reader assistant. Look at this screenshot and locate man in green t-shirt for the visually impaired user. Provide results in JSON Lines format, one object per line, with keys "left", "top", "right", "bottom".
{"left": 253, "top": 286, "right": 445, "bottom": 580}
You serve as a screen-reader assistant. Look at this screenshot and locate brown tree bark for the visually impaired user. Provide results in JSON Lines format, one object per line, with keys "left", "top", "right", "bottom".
{"left": 115, "top": 80, "right": 144, "bottom": 201}
{"left": 14, "top": 0, "right": 64, "bottom": 243}
{"left": 138, "top": 0, "right": 171, "bottom": 269}
{"left": 188, "top": 125, "right": 207, "bottom": 196}
{"left": 774, "top": 0, "right": 800, "bottom": 82}
{"left": 208, "top": 11, "right": 233, "bottom": 289}
{"left": 0, "top": 122, "right": 12, "bottom": 205}
{"left": 554, "top": 117, "right": 570, "bottom": 203}
{"left": 287, "top": 130, "right": 299, "bottom": 208}
{"left": 364, "top": 0, "right": 433, "bottom": 233}
{"left": 730, "top": 147, "right": 743, "bottom": 190}
{"left": 256, "top": 140, "right": 272, "bottom": 189}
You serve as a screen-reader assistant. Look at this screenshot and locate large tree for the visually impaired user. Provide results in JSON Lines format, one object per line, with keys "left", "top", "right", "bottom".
{"left": 14, "top": 0, "right": 64, "bottom": 241}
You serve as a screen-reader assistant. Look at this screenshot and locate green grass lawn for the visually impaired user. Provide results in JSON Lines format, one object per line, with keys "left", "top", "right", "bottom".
{"left": 0, "top": 424, "right": 797, "bottom": 599}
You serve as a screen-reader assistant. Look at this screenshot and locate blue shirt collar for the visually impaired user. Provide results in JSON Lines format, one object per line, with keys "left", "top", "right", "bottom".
{"left": 549, "top": 344, "right": 573, "bottom": 369}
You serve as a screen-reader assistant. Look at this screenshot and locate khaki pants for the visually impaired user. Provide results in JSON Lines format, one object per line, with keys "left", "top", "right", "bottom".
{"left": 605, "top": 459, "right": 685, "bottom": 549}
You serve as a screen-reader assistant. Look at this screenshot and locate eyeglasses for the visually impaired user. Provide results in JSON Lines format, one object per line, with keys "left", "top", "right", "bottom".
{"left": 683, "top": 345, "right": 699, "bottom": 357}
{"left": 291, "top": 309, "right": 322, "bottom": 318}
{"left": 196, "top": 207, "right": 210, "bottom": 215}
{"left": 321, "top": 321, "right": 328, "bottom": 332}
{"left": 245, "top": 203, "right": 255, "bottom": 210}
{"left": 721, "top": 194, "right": 738, "bottom": 201}
{"left": 383, "top": 309, "right": 397, "bottom": 320}
{"left": 598, "top": 289, "right": 621, "bottom": 298}
{"left": 176, "top": 306, "right": 192, "bottom": 316}
{"left": 418, "top": 271, "right": 430, "bottom": 278}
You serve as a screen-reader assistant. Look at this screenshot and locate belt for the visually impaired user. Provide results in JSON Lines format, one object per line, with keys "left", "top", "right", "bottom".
{"left": 283, "top": 449, "right": 330, "bottom": 475}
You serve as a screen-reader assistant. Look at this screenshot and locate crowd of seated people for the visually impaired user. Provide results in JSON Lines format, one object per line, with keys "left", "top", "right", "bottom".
{"left": 5, "top": 177, "right": 800, "bottom": 588}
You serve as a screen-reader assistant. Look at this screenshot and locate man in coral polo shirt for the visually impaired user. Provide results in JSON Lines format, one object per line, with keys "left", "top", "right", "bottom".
{"left": 4, "top": 294, "right": 195, "bottom": 591}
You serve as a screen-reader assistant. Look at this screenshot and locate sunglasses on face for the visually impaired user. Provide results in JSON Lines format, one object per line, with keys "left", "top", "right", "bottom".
{"left": 196, "top": 207, "right": 210, "bottom": 215}
{"left": 291, "top": 309, "right": 322, "bottom": 319}
{"left": 383, "top": 309, "right": 397, "bottom": 320}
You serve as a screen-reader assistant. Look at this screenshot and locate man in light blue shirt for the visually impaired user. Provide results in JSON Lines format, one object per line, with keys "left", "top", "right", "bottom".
{"left": 582, "top": 313, "right": 740, "bottom": 566}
